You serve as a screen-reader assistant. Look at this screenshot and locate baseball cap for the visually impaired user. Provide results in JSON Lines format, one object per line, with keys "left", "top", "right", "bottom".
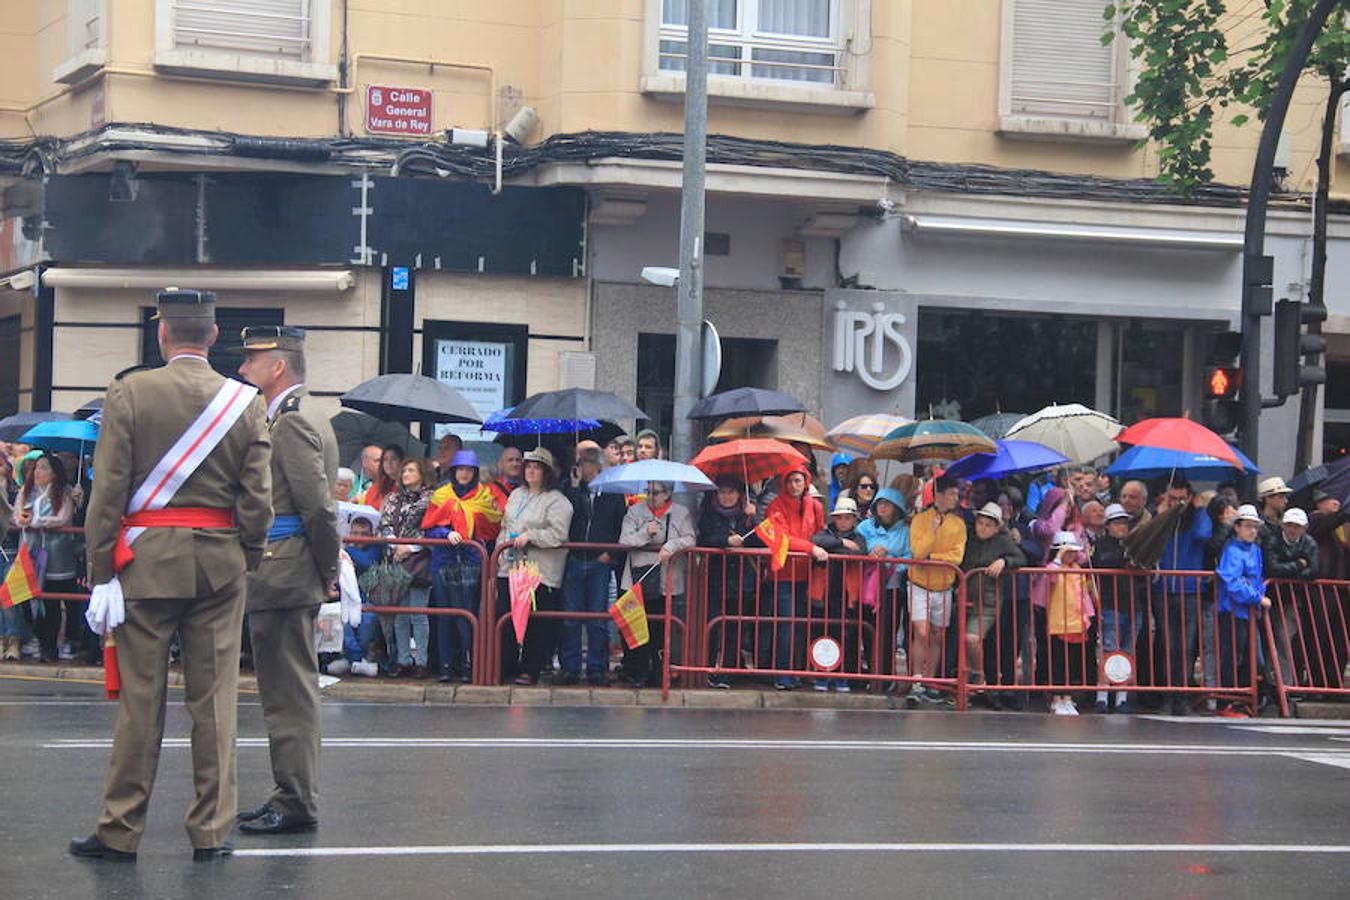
{"left": 1281, "top": 507, "right": 1308, "bottom": 527}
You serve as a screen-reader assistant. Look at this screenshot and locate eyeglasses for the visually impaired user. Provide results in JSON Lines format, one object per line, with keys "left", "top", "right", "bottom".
{"left": 857, "top": 482, "right": 877, "bottom": 489}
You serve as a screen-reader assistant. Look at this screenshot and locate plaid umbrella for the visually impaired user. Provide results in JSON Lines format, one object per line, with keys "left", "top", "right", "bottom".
{"left": 709, "top": 413, "right": 833, "bottom": 450}
{"left": 871, "top": 419, "right": 997, "bottom": 463}
{"left": 690, "top": 438, "right": 807, "bottom": 485}
{"left": 825, "top": 413, "right": 912, "bottom": 455}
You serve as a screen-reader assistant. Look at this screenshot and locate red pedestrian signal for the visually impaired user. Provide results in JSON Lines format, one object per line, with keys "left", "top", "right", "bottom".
{"left": 1205, "top": 366, "right": 1240, "bottom": 399}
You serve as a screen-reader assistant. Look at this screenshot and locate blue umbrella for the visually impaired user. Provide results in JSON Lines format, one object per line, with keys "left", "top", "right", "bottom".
{"left": 483, "top": 406, "right": 600, "bottom": 435}
{"left": 589, "top": 459, "right": 715, "bottom": 495}
{"left": 1106, "top": 443, "right": 1259, "bottom": 481}
{"left": 945, "top": 439, "right": 1069, "bottom": 480}
{"left": 19, "top": 419, "right": 100, "bottom": 456}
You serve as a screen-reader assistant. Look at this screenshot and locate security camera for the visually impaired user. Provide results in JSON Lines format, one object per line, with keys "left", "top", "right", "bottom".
{"left": 502, "top": 106, "right": 539, "bottom": 144}
{"left": 640, "top": 266, "right": 680, "bottom": 287}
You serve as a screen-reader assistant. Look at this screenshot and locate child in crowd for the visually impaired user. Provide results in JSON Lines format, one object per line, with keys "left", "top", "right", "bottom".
{"left": 810, "top": 497, "right": 869, "bottom": 692}
{"left": 1093, "top": 504, "right": 1140, "bottom": 714}
{"left": 1045, "top": 531, "right": 1096, "bottom": 716}
{"left": 328, "top": 515, "right": 382, "bottom": 677}
{"left": 1214, "top": 505, "right": 1271, "bottom": 717}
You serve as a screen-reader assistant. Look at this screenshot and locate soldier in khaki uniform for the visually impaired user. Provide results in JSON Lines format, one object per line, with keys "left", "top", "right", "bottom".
{"left": 71, "top": 289, "right": 272, "bottom": 863}
{"left": 235, "top": 326, "right": 340, "bottom": 835}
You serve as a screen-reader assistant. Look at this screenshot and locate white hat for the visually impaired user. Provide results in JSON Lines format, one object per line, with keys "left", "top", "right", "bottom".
{"left": 1281, "top": 507, "right": 1308, "bottom": 527}
{"left": 974, "top": 502, "right": 1003, "bottom": 523}
{"left": 522, "top": 447, "right": 556, "bottom": 469}
{"left": 1257, "top": 476, "right": 1292, "bottom": 498}
{"left": 1234, "top": 504, "right": 1262, "bottom": 523}
{"left": 1104, "top": 503, "right": 1130, "bottom": 522}
{"left": 1051, "top": 530, "right": 1083, "bottom": 551}
{"left": 830, "top": 497, "right": 860, "bottom": 517}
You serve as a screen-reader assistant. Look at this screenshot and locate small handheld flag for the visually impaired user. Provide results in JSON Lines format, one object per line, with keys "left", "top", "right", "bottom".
{"left": 609, "top": 583, "right": 650, "bottom": 649}
{"left": 0, "top": 543, "right": 38, "bottom": 608}
{"left": 755, "top": 518, "right": 790, "bottom": 573}
{"left": 103, "top": 633, "right": 121, "bottom": 700}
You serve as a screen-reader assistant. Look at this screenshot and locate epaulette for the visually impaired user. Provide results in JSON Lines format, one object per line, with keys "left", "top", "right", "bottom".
{"left": 114, "top": 364, "right": 153, "bottom": 381}
{"left": 277, "top": 393, "right": 302, "bottom": 415}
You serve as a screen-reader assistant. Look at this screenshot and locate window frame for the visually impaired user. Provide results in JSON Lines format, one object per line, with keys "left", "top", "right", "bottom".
{"left": 153, "top": 0, "right": 337, "bottom": 86}
{"left": 641, "top": 0, "right": 875, "bottom": 114}
{"left": 997, "top": 0, "right": 1147, "bottom": 143}
{"left": 53, "top": 0, "right": 109, "bottom": 85}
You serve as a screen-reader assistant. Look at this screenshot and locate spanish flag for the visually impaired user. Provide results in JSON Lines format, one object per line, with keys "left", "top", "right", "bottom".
{"left": 755, "top": 517, "right": 790, "bottom": 573}
{"left": 422, "top": 483, "right": 503, "bottom": 542}
{"left": 0, "top": 543, "right": 38, "bottom": 608}
{"left": 609, "top": 583, "right": 650, "bottom": 649}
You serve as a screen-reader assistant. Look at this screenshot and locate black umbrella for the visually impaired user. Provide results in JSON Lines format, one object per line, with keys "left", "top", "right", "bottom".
{"left": 75, "top": 398, "right": 103, "bottom": 420}
{"left": 0, "top": 411, "right": 76, "bottom": 442}
{"left": 969, "top": 411, "right": 1029, "bottom": 441}
{"left": 506, "top": 388, "right": 648, "bottom": 424}
{"left": 1289, "top": 455, "right": 1350, "bottom": 503}
{"left": 340, "top": 375, "right": 481, "bottom": 424}
{"left": 687, "top": 387, "right": 805, "bottom": 421}
{"left": 330, "top": 410, "right": 426, "bottom": 470}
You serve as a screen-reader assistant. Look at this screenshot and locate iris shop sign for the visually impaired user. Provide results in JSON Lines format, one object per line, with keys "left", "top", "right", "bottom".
{"left": 366, "top": 85, "right": 433, "bottom": 136}
{"left": 831, "top": 300, "right": 913, "bottom": 391}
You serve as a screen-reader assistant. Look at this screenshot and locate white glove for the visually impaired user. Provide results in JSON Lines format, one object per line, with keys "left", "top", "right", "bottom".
{"left": 85, "top": 577, "right": 125, "bottom": 637}
{"left": 338, "top": 556, "right": 363, "bottom": 628}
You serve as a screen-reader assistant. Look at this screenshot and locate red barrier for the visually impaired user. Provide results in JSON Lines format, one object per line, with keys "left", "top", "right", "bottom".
{"left": 669, "top": 548, "right": 964, "bottom": 702}
{"left": 1263, "top": 578, "right": 1350, "bottom": 714}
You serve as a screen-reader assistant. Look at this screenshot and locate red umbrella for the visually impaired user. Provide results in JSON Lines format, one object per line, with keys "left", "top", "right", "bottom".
{"left": 1116, "top": 418, "right": 1242, "bottom": 469}
{"left": 690, "top": 438, "right": 807, "bottom": 484}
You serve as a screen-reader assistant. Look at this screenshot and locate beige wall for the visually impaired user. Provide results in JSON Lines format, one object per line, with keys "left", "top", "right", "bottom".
{"left": 0, "top": 2, "right": 1340, "bottom": 193}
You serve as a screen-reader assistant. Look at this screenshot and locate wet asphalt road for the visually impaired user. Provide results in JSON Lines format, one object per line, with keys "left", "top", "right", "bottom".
{"left": 1, "top": 676, "right": 1348, "bottom": 899}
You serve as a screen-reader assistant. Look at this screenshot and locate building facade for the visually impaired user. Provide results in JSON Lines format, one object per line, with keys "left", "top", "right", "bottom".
{"left": 1, "top": 0, "right": 1347, "bottom": 473}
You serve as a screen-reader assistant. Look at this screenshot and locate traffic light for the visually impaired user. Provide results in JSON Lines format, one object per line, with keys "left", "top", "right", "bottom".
{"left": 1273, "top": 298, "right": 1328, "bottom": 397}
{"left": 1205, "top": 366, "right": 1241, "bottom": 399}
{"left": 1201, "top": 332, "right": 1241, "bottom": 435}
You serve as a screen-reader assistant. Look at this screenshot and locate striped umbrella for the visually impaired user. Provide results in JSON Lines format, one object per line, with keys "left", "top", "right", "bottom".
{"left": 690, "top": 439, "right": 808, "bottom": 485}
{"left": 709, "top": 413, "right": 833, "bottom": 450}
{"left": 871, "top": 419, "right": 997, "bottom": 463}
{"left": 825, "top": 413, "right": 913, "bottom": 455}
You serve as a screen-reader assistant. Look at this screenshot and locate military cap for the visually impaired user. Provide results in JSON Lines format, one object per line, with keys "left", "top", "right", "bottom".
{"left": 153, "top": 287, "right": 216, "bottom": 320}
{"left": 240, "top": 325, "right": 306, "bottom": 352}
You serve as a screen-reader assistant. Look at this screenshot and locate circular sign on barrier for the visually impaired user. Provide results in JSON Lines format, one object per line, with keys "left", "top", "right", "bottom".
{"left": 1102, "top": 651, "right": 1135, "bottom": 685}
{"left": 810, "top": 637, "right": 842, "bottom": 672}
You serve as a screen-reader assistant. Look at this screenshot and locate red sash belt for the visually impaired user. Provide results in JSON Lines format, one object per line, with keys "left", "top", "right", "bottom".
{"left": 114, "top": 507, "right": 235, "bottom": 573}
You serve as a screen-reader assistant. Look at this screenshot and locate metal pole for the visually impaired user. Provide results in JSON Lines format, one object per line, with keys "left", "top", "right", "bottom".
{"left": 671, "top": 0, "right": 708, "bottom": 466}
{"left": 1238, "top": 0, "right": 1337, "bottom": 480}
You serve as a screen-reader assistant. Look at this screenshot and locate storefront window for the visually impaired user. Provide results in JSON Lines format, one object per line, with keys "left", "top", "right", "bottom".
{"left": 1115, "top": 321, "right": 1185, "bottom": 425}
{"left": 637, "top": 332, "right": 779, "bottom": 438}
{"left": 915, "top": 311, "right": 1097, "bottom": 421}
{"left": 1324, "top": 360, "right": 1350, "bottom": 461}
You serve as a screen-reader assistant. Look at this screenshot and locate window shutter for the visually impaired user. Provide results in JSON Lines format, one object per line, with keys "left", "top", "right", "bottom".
{"left": 1010, "top": 0, "right": 1118, "bottom": 119}
{"left": 172, "top": 0, "right": 311, "bottom": 60}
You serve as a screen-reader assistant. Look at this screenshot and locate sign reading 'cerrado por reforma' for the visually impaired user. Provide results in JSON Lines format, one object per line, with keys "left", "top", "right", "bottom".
{"left": 366, "top": 85, "right": 433, "bottom": 136}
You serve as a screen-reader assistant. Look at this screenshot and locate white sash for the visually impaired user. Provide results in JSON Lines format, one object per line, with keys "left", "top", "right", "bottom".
{"left": 87, "top": 377, "right": 258, "bottom": 637}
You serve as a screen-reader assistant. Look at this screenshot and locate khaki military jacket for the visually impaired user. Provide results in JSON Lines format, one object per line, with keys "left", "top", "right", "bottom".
{"left": 247, "top": 386, "right": 340, "bottom": 611}
{"left": 85, "top": 356, "right": 273, "bottom": 598}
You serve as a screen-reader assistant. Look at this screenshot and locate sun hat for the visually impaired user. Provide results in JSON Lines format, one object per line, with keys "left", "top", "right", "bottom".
{"left": 1104, "top": 503, "right": 1130, "bottom": 522}
{"left": 1234, "top": 504, "right": 1262, "bottom": 523}
{"left": 1051, "top": 530, "right": 1083, "bottom": 551}
{"left": 1257, "top": 476, "right": 1292, "bottom": 498}
{"left": 522, "top": 447, "right": 556, "bottom": 469}
{"left": 1281, "top": 507, "right": 1308, "bottom": 527}
{"left": 830, "top": 497, "right": 860, "bottom": 517}
{"left": 974, "top": 502, "right": 1003, "bottom": 523}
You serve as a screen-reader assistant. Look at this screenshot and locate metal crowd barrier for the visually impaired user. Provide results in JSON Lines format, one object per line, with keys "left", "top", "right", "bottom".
{"left": 1262, "top": 578, "right": 1350, "bottom": 715}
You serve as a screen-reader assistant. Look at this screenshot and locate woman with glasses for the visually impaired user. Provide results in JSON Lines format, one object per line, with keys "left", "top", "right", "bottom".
{"left": 845, "top": 459, "right": 881, "bottom": 519}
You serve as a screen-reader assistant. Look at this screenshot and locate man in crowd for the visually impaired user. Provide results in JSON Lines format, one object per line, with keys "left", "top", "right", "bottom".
{"left": 635, "top": 429, "right": 662, "bottom": 461}
{"left": 1152, "top": 476, "right": 1211, "bottom": 716}
{"left": 235, "top": 326, "right": 341, "bottom": 837}
{"left": 1069, "top": 467, "right": 1098, "bottom": 509}
{"left": 71, "top": 288, "right": 271, "bottom": 862}
{"left": 351, "top": 444, "right": 381, "bottom": 500}
{"left": 1256, "top": 476, "right": 1294, "bottom": 540}
{"left": 603, "top": 436, "right": 625, "bottom": 468}
{"left": 333, "top": 467, "right": 355, "bottom": 503}
{"left": 488, "top": 446, "right": 524, "bottom": 509}
{"left": 1264, "top": 506, "right": 1319, "bottom": 690}
{"left": 906, "top": 474, "right": 967, "bottom": 707}
{"left": 614, "top": 435, "right": 637, "bottom": 464}
{"left": 1119, "top": 480, "right": 1151, "bottom": 529}
{"left": 559, "top": 446, "right": 626, "bottom": 686}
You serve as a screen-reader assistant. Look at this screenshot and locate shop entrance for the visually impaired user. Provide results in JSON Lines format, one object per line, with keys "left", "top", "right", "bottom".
{"left": 636, "top": 332, "right": 778, "bottom": 438}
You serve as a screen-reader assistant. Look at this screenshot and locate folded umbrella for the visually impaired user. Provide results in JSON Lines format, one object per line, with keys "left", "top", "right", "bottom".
{"left": 688, "top": 387, "right": 805, "bottom": 421}
{"left": 1004, "top": 403, "right": 1121, "bottom": 464}
{"left": 1116, "top": 417, "right": 1241, "bottom": 469}
{"left": 690, "top": 438, "right": 807, "bottom": 484}
{"left": 945, "top": 439, "right": 1068, "bottom": 481}
{"left": 508, "top": 560, "right": 543, "bottom": 644}
{"left": 590, "top": 459, "right": 715, "bottom": 495}
{"left": 340, "top": 374, "right": 481, "bottom": 424}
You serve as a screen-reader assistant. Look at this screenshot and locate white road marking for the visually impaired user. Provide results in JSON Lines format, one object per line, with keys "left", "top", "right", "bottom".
{"left": 1284, "top": 753, "right": 1350, "bottom": 771}
{"left": 231, "top": 841, "right": 1350, "bottom": 859}
{"left": 1233, "top": 725, "right": 1350, "bottom": 737}
{"left": 40, "top": 736, "right": 1350, "bottom": 759}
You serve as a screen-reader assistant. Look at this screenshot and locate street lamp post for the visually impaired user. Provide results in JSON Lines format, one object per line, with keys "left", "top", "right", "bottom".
{"left": 671, "top": 0, "right": 709, "bottom": 465}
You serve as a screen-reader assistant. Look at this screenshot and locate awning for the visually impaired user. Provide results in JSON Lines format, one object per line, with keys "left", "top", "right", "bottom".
{"left": 40, "top": 268, "right": 356, "bottom": 291}
{"left": 901, "top": 214, "right": 1243, "bottom": 251}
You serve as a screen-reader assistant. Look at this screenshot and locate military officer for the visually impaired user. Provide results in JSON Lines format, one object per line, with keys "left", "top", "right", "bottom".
{"left": 235, "top": 325, "right": 340, "bottom": 835}
{"left": 71, "top": 289, "right": 272, "bottom": 862}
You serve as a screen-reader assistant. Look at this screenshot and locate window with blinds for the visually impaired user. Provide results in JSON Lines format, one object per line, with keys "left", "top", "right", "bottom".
{"left": 170, "top": 0, "right": 313, "bottom": 60}
{"left": 1009, "top": 0, "right": 1121, "bottom": 120}
{"left": 659, "top": 0, "right": 844, "bottom": 86}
